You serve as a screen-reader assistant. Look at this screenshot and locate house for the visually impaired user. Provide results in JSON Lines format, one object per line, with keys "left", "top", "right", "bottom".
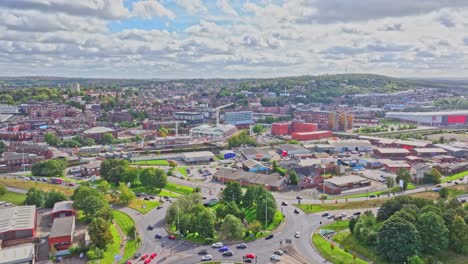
{"left": 1, "top": 152, "right": 45, "bottom": 172}
{"left": 242, "top": 159, "right": 269, "bottom": 172}
{"left": 48, "top": 216, "right": 75, "bottom": 250}
{"left": 8, "top": 142, "right": 53, "bottom": 159}
{"left": 0, "top": 205, "right": 36, "bottom": 243}
{"left": 213, "top": 168, "right": 286, "bottom": 191}
{"left": 0, "top": 243, "right": 35, "bottom": 264}
{"left": 51, "top": 201, "right": 75, "bottom": 220}
{"left": 410, "top": 163, "right": 432, "bottom": 183}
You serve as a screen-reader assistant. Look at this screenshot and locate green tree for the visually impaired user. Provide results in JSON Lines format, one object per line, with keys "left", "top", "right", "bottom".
{"left": 417, "top": 212, "right": 449, "bottom": 254}
{"left": 44, "top": 190, "right": 67, "bottom": 208}
{"left": 44, "top": 132, "right": 60, "bottom": 146}
{"left": 95, "top": 206, "right": 114, "bottom": 222}
{"left": 242, "top": 185, "right": 259, "bottom": 208}
{"left": 407, "top": 255, "right": 424, "bottom": 264}
{"left": 0, "top": 141, "right": 7, "bottom": 154}
{"left": 289, "top": 170, "right": 298, "bottom": 185}
{"left": 100, "top": 159, "right": 129, "bottom": 184}
{"left": 81, "top": 195, "right": 107, "bottom": 216}
{"left": 195, "top": 208, "right": 216, "bottom": 238}
{"left": 102, "top": 133, "right": 114, "bottom": 144}
{"left": 396, "top": 168, "right": 411, "bottom": 190}
{"left": 0, "top": 185, "right": 6, "bottom": 196}
{"left": 449, "top": 216, "right": 468, "bottom": 254}
{"left": 96, "top": 180, "right": 111, "bottom": 194}
{"left": 377, "top": 196, "right": 430, "bottom": 221}
{"left": 31, "top": 159, "right": 66, "bottom": 177}
{"left": 385, "top": 176, "right": 395, "bottom": 189}
{"left": 25, "top": 187, "right": 46, "bottom": 207}
{"left": 140, "top": 168, "right": 167, "bottom": 191}
{"left": 88, "top": 217, "right": 113, "bottom": 249}
{"left": 439, "top": 187, "right": 449, "bottom": 199}
{"left": 118, "top": 182, "right": 135, "bottom": 205}
{"left": 353, "top": 212, "right": 379, "bottom": 245}
{"left": 252, "top": 124, "right": 264, "bottom": 135}
{"left": 222, "top": 182, "right": 243, "bottom": 204}
{"left": 72, "top": 186, "right": 106, "bottom": 215}
{"left": 221, "top": 214, "right": 245, "bottom": 240}
{"left": 122, "top": 166, "right": 138, "bottom": 184}
{"left": 376, "top": 217, "right": 421, "bottom": 263}
{"left": 256, "top": 193, "right": 277, "bottom": 228}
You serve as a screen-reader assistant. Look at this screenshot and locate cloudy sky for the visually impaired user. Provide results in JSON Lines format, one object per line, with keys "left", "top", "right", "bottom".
{"left": 1, "top": 0, "right": 467, "bottom": 79}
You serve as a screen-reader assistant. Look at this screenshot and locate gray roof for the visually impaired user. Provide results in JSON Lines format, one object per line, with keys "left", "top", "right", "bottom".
{"left": 413, "top": 148, "right": 447, "bottom": 154}
{"left": 242, "top": 147, "right": 270, "bottom": 156}
{"left": 52, "top": 201, "right": 73, "bottom": 213}
{"left": 2, "top": 152, "right": 42, "bottom": 161}
{"left": 214, "top": 168, "right": 285, "bottom": 187}
{"left": 83, "top": 126, "right": 114, "bottom": 134}
{"left": 325, "top": 175, "right": 369, "bottom": 186}
{"left": 0, "top": 205, "right": 36, "bottom": 234}
{"left": 50, "top": 216, "right": 75, "bottom": 238}
{"left": 278, "top": 144, "right": 308, "bottom": 152}
{"left": 375, "top": 148, "right": 410, "bottom": 154}
{"left": 181, "top": 151, "right": 215, "bottom": 158}
{"left": 0, "top": 243, "right": 34, "bottom": 264}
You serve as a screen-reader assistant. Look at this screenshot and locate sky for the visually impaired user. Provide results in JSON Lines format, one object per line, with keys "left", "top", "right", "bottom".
{"left": 0, "top": 0, "right": 468, "bottom": 79}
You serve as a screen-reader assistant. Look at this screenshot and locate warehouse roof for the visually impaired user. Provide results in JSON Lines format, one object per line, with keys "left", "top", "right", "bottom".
{"left": 375, "top": 148, "right": 410, "bottom": 154}
{"left": 181, "top": 151, "right": 215, "bottom": 158}
{"left": 413, "top": 148, "right": 447, "bottom": 154}
{"left": 0, "top": 205, "right": 36, "bottom": 234}
{"left": 0, "top": 243, "right": 34, "bottom": 264}
{"left": 52, "top": 201, "right": 74, "bottom": 213}
{"left": 328, "top": 140, "right": 372, "bottom": 148}
{"left": 242, "top": 147, "right": 270, "bottom": 156}
{"left": 434, "top": 144, "right": 467, "bottom": 152}
{"left": 83, "top": 126, "right": 114, "bottom": 134}
{"left": 50, "top": 216, "right": 75, "bottom": 238}
{"left": 387, "top": 110, "right": 468, "bottom": 116}
{"left": 214, "top": 168, "right": 285, "bottom": 187}
{"left": 325, "top": 175, "right": 369, "bottom": 186}
{"left": 278, "top": 144, "right": 308, "bottom": 152}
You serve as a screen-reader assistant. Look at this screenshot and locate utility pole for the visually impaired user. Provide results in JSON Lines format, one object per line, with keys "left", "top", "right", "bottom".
{"left": 265, "top": 195, "right": 267, "bottom": 229}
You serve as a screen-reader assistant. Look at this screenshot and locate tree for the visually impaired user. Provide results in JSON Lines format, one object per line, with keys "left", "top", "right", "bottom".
{"left": 118, "top": 182, "right": 135, "bottom": 205}
{"left": 439, "top": 187, "right": 449, "bottom": 199}
{"left": 377, "top": 196, "right": 430, "bottom": 221}
{"left": 221, "top": 214, "right": 245, "bottom": 240}
{"left": 72, "top": 186, "right": 106, "bottom": 215}
{"left": 417, "top": 212, "right": 449, "bottom": 254}
{"left": 95, "top": 206, "right": 114, "bottom": 222}
{"left": 222, "top": 182, "right": 243, "bottom": 204}
{"left": 252, "top": 124, "right": 264, "bottom": 135}
{"left": 407, "top": 255, "right": 424, "bottom": 264}
{"left": 44, "top": 132, "right": 60, "bottom": 146}
{"left": 88, "top": 217, "right": 113, "bottom": 249}
{"left": 25, "top": 187, "right": 46, "bottom": 207}
{"left": 272, "top": 160, "right": 278, "bottom": 172}
{"left": 385, "top": 176, "right": 395, "bottom": 189}
{"left": 140, "top": 168, "right": 167, "bottom": 191}
{"left": 44, "top": 190, "right": 67, "bottom": 208}
{"left": 349, "top": 217, "right": 358, "bottom": 234}
{"left": 96, "top": 180, "right": 111, "bottom": 194}
{"left": 396, "top": 168, "right": 411, "bottom": 190}
{"left": 256, "top": 193, "right": 277, "bottom": 227}
{"left": 449, "top": 216, "right": 468, "bottom": 254}
{"left": 242, "top": 185, "right": 259, "bottom": 208}
{"left": 353, "top": 213, "right": 378, "bottom": 245}
{"left": 100, "top": 159, "right": 130, "bottom": 184}
{"left": 31, "top": 159, "right": 66, "bottom": 177}
{"left": 102, "top": 133, "right": 114, "bottom": 144}
{"left": 122, "top": 166, "right": 138, "bottom": 184}
{"left": 0, "top": 185, "right": 6, "bottom": 196}
{"left": 289, "top": 170, "right": 298, "bottom": 185}
{"left": 81, "top": 195, "right": 107, "bottom": 216}
{"left": 376, "top": 217, "right": 421, "bottom": 263}
{"left": 439, "top": 136, "right": 445, "bottom": 143}
{"left": 0, "top": 141, "right": 7, "bottom": 154}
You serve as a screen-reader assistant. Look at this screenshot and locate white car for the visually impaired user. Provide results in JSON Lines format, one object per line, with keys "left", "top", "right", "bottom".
{"left": 295, "top": 232, "right": 300, "bottom": 238}
{"left": 212, "top": 242, "right": 223, "bottom": 248}
{"left": 271, "top": 254, "right": 281, "bottom": 261}
{"left": 340, "top": 212, "right": 347, "bottom": 217}
{"left": 201, "top": 255, "right": 212, "bottom": 261}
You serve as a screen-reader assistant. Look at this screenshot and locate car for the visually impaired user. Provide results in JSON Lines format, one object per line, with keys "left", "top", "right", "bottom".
{"left": 436, "top": 184, "right": 442, "bottom": 187}
{"left": 150, "top": 253, "right": 157, "bottom": 259}
{"left": 369, "top": 194, "right": 376, "bottom": 198}
{"left": 281, "top": 201, "right": 288, "bottom": 206}
{"left": 198, "top": 249, "right": 208, "bottom": 255}
{"left": 66, "top": 182, "right": 75, "bottom": 186}
{"left": 460, "top": 199, "right": 466, "bottom": 203}
{"left": 141, "top": 192, "right": 147, "bottom": 196}
{"left": 295, "top": 232, "right": 300, "bottom": 238}
{"left": 223, "top": 251, "right": 234, "bottom": 256}
{"left": 140, "top": 254, "right": 148, "bottom": 260}
{"left": 149, "top": 196, "right": 155, "bottom": 199}
{"left": 29, "top": 176, "right": 35, "bottom": 181}
{"left": 294, "top": 209, "right": 299, "bottom": 214}
{"left": 144, "top": 197, "right": 150, "bottom": 200}
{"left": 202, "top": 196, "right": 207, "bottom": 199}
{"left": 201, "top": 255, "right": 212, "bottom": 261}
{"left": 271, "top": 254, "right": 281, "bottom": 261}
{"left": 147, "top": 225, "right": 154, "bottom": 230}
{"left": 133, "top": 252, "right": 141, "bottom": 259}
{"left": 244, "top": 258, "right": 253, "bottom": 263}
{"left": 455, "top": 181, "right": 459, "bottom": 185}
{"left": 168, "top": 235, "right": 176, "bottom": 240}
{"left": 296, "top": 196, "right": 303, "bottom": 200}
{"left": 218, "top": 246, "right": 229, "bottom": 252}
{"left": 340, "top": 213, "right": 347, "bottom": 217}
{"left": 265, "top": 234, "right": 274, "bottom": 240}
{"left": 447, "top": 180, "right": 453, "bottom": 183}
{"left": 41, "top": 177, "right": 48, "bottom": 182}
{"left": 327, "top": 214, "right": 335, "bottom": 219}
{"left": 274, "top": 250, "right": 283, "bottom": 255}
{"left": 156, "top": 205, "right": 163, "bottom": 209}
{"left": 236, "top": 243, "right": 247, "bottom": 249}
{"left": 212, "top": 242, "right": 223, "bottom": 248}
{"left": 155, "top": 234, "right": 162, "bottom": 239}
{"left": 144, "top": 259, "right": 151, "bottom": 264}
{"left": 321, "top": 212, "right": 329, "bottom": 217}
{"left": 353, "top": 211, "right": 361, "bottom": 216}
{"left": 136, "top": 193, "right": 142, "bottom": 197}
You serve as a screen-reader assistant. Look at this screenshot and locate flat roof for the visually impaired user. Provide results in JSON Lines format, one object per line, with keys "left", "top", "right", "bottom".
{"left": 325, "top": 175, "right": 368, "bottom": 186}
{"left": 83, "top": 126, "right": 114, "bottom": 134}
{"left": 50, "top": 216, "right": 75, "bottom": 238}
{"left": 0, "top": 243, "right": 34, "bottom": 264}
{"left": 52, "top": 201, "right": 73, "bottom": 213}
{"left": 375, "top": 148, "right": 410, "bottom": 154}
{"left": 0, "top": 205, "right": 36, "bottom": 234}
{"left": 434, "top": 144, "right": 466, "bottom": 152}
{"left": 181, "top": 151, "right": 215, "bottom": 158}
{"left": 298, "top": 159, "right": 322, "bottom": 167}
{"left": 214, "top": 168, "right": 285, "bottom": 187}
{"left": 278, "top": 144, "right": 308, "bottom": 151}
{"left": 328, "top": 140, "right": 372, "bottom": 147}
{"left": 387, "top": 110, "right": 468, "bottom": 116}
{"left": 413, "top": 148, "right": 447, "bottom": 153}
{"left": 242, "top": 147, "right": 271, "bottom": 156}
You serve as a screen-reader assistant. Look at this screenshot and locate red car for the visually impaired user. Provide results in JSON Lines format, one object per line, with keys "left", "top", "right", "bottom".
{"left": 141, "top": 254, "right": 148, "bottom": 260}
{"left": 168, "top": 235, "right": 176, "bottom": 240}
{"left": 126, "top": 262, "right": 132, "bottom": 264}
{"left": 144, "top": 259, "right": 151, "bottom": 264}
{"left": 150, "top": 253, "right": 157, "bottom": 259}
{"left": 66, "top": 182, "right": 75, "bottom": 186}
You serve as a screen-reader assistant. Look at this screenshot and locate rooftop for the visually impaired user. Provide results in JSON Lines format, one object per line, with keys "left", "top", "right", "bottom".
{"left": 0, "top": 205, "right": 36, "bottom": 234}
{"left": 181, "top": 151, "right": 215, "bottom": 158}
{"left": 83, "top": 126, "right": 114, "bottom": 134}
{"left": 50, "top": 216, "right": 75, "bottom": 238}
{"left": 0, "top": 243, "right": 34, "bottom": 264}
{"left": 214, "top": 168, "right": 285, "bottom": 187}
{"left": 387, "top": 110, "right": 468, "bottom": 116}
{"left": 413, "top": 148, "right": 448, "bottom": 153}
{"left": 325, "top": 175, "right": 369, "bottom": 186}
{"left": 375, "top": 148, "right": 410, "bottom": 154}
{"left": 52, "top": 201, "right": 73, "bottom": 213}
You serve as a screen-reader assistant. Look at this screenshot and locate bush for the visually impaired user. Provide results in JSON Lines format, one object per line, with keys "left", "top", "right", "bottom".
{"left": 86, "top": 247, "right": 104, "bottom": 260}
{"left": 69, "top": 246, "right": 86, "bottom": 255}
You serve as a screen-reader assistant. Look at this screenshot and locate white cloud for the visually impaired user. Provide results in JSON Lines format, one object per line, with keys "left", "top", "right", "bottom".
{"left": 216, "top": 0, "right": 238, "bottom": 16}
{"left": 132, "top": 0, "right": 175, "bottom": 20}
{"left": 175, "top": 0, "right": 207, "bottom": 15}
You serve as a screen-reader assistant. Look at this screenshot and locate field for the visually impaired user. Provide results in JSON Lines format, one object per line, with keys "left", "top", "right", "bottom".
{"left": 132, "top": 160, "right": 170, "bottom": 166}
{"left": 341, "top": 184, "right": 415, "bottom": 199}
{"left": 0, "top": 178, "right": 74, "bottom": 196}
{"left": 0, "top": 190, "right": 26, "bottom": 205}
{"left": 442, "top": 170, "right": 468, "bottom": 183}
{"left": 297, "top": 199, "right": 387, "bottom": 214}
{"left": 127, "top": 199, "right": 160, "bottom": 214}
{"left": 312, "top": 233, "right": 368, "bottom": 264}
{"left": 410, "top": 184, "right": 468, "bottom": 200}
{"left": 164, "top": 182, "right": 194, "bottom": 195}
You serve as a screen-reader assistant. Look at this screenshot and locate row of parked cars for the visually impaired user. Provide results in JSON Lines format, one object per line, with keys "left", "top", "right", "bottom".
{"left": 322, "top": 211, "right": 362, "bottom": 220}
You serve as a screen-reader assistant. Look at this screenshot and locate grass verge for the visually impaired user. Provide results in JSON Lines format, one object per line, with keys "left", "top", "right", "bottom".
{"left": 333, "top": 231, "right": 386, "bottom": 264}
{"left": 442, "top": 170, "right": 468, "bottom": 183}
{"left": 132, "top": 160, "right": 170, "bottom": 166}
{"left": 127, "top": 199, "right": 160, "bottom": 214}
{"left": 322, "top": 220, "right": 350, "bottom": 232}
{"left": 112, "top": 211, "right": 135, "bottom": 236}
{"left": 0, "top": 178, "right": 74, "bottom": 196}
{"left": 120, "top": 239, "right": 139, "bottom": 264}
{"left": 100, "top": 224, "right": 122, "bottom": 264}
{"left": 164, "top": 182, "right": 194, "bottom": 195}
{"left": 297, "top": 199, "right": 387, "bottom": 214}
{"left": 312, "top": 233, "right": 368, "bottom": 264}
{"left": 0, "top": 190, "right": 26, "bottom": 205}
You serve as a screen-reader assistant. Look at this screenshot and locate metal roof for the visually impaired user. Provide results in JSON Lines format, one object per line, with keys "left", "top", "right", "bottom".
{"left": 52, "top": 201, "right": 73, "bottom": 213}
{"left": 0, "top": 205, "right": 36, "bottom": 234}
{"left": 0, "top": 243, "right": 34, "bottom": 264}
{"left": 50, "top": 216, "right": 75, "bottom": 238}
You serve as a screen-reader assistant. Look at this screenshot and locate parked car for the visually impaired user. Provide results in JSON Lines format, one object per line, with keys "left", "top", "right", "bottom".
{"left": 201, "top": 255, "right": 212, "bottom": 261}
{"left": 321, "top": 212, "right": 329, "bottom": 217}
{"left": 447, "top": 180, "right": 452, "bottom": 183}
{"left": 327, "top": 214, "right": 335, "bottom": 219}
{"left": 369, "top": 194, "right": 376, "bottom": 198}
{"left": 144, "top": 197, "right": 150, "bottom": 201}
{"left": 133, "top": 253, "right": 141, "bottom": 259}
{"left": 353, "top": 211, "right": 361, "bottom": 216}
{"left": 236, "top": 243, "right": 247, "bottom": 249}
{"left": 198, "top": 249, "right": 208, "bottom": 255}
{"left": 150, "top": 253, "right": 157, "bottom": 259}
{"left": 168, "top": 235, "right": 176, "bottom": 240}
{"left": 340, "top": 213, "right": 347, "bottom": 217}
{"left": 149, "top": 196, "right": 155, "bottom": 199}
{"left": 140, "top": 254, "right": 148, "bottom": 260}
{"left": 66, "top": 182, "right": 75, "bottom": 186}
{"left": 147, "top": 225, "right": 154, "bottom": 230}
{"left": 144, "top": 259, "right": 151, "bottom": 264}
{"left": 156, "top": 205, "right": 163, "bottom": 209}
{"left": 212, "top": 242, "right": 223, "bottom": 248}
{"left": 265, "top": 234, "right": 274, "bottom": 240}
{"left": 155, "top": 234, "right": 162, "bottom": 239}
{"left": 294, "top": 209, "right": 299, "bottom": 214}
{"left": 274, "top": 250, "right": 283, "bottom": 255}
{"left": 271, "top": 254, "right": 281, "bottom": 261}
{"left": 295, "top": 232, "right": 300, "bottom": 238}
{"left": 222, "top": 251, "right": 234, "bottom": 256}
{"left": 296, "top": 196, "right": 303, "bottom": 200}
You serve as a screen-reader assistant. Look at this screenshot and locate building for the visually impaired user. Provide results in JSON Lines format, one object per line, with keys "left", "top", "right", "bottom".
{"left": 318, "top": 175, "right": 371, "bottom": 194}
{"left": 0, "top": 243, "right": 35, "bottom": 264}
{"left": 8, "top": 143, "right": 53, "bottom": 159}
{"left": 0, "top": 105, "right": 19, "bottom": 114}
{"left": 328, "top": 140, "right": 373, "bottom": 152}
{"left": 291, "top": 131, "right": 333, "bottom": 141}
{"left": 181, "top": 151, "right": 215, "bottom": 164}
{"left": 213, "top": 168, "right": 286, "bottom": 191}
{"left": 373, "top": 148, "right": 410, "bottom": 159}
{"left": 386, "top": 110, "right": 468, "bottom": 126}
{"left": 410, "top": 163, "right": 432, "bottom": 183}
{"left": 382, "top": 160, "right": 411, "bottom": 173}
{"left": 294, "top": 110, "right": 353, "bottom": 131}
{"left": 1, "top": 152, "right": 45, "bottom": 172}
{"left": 174, "top": 112, "right": 204, "bottom": 123}
{"left": 271, "top": 123, "right": 289, "bottom": 136}
{"left": 278, "top": 144, "right": 310, "bottom": 156}
{"left": 224, "top": 111, "right": 253, "bottom": 126}
{"left": 412, "top": 148, "right": 447, "bottom": 157}
{"left": 51, "top": 201, "right": 75, "bottom": 220}
{"left": 109, "top": 111, "right": 132, "bottom": 122}
{"left": 71, "top": 83, "right": 80, "bottom": 93}
{"left": 0, "top": 206, "right": 36, "bottom": 242}
{"left": 189, "top": 124, "right": 237, "bottom": 140}
{"left": 242, "top": 159, "right": 269, "bottom": 172}
{"left": 271, "top": 121, "right": 317, "bottom": 136}
{"left": 241, "top": 147, "right": 272, "bottom": 160}
{"left": 435, "top": 162, "right": 468, "bottom": 175}
{"left": 48, "top": 216, "right": 75, "bottom": 250}
{"left": 83, "top": 127, "right": 116, "bottom": 141}
{"left": 434, "top": 144, "right": 468, "bottom": 158}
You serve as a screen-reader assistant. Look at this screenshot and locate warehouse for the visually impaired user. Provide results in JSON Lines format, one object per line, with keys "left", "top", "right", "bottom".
{"left": 213, "top": 168, "right": 286, "bottom": 191}
{"left": 181, "top": 151, "right": 215, "bottom": 164}
{"left": 291, "top": 130, "right": 333, "bottom": 141}
{"left": 189, "top": 124, "right": 237, "bottom": 140}
{"left": 434, "top": 144, "right": 468, "bottom": 158}
{"left": 241, "top": 147, "right": 272, "bottom": 160}
{"left": 328, "top": 139, "right": 373, "bottom": 152}
{"left": 386, "top": 110, "right": 468, "bottom": 126}
{"left": 49, "top": 216, "right": 75, "bottom": 250}
{"left": 51, "top": 201, "right": 75, "bottom": 220}
{"left": 278, "top": 144, "right": 310, "bottom": 156}
{"left": 0, "top": 205, "right": 36, "bottom": 241}
{"left": 373, "top": 148, "right": 410, "bottom": 159}
{"left": 242, "top": 159, "right": 269, "bottom": 172}
{"left": 0, "top": 243, "right": 35, "bottom": 264}
{"left": 319, "top": 175, "right": 371, "bottom": 194}
{"left": 412, "top": 148, "right": 447, "bottom": 157}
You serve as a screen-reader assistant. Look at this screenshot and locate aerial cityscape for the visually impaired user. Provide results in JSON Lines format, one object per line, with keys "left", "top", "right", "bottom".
{"left": 0, "top": 1, "right": 468, "bottom": 264}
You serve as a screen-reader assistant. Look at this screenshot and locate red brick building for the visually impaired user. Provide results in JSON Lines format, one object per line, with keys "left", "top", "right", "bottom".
{"left": 271, "top": 123, "right": 289, "bottom": 136}
{"left": 48, "top": 216, "right": 75, "bottom": 250}
{"left": 291, "top": 131, "right": 333, "bottom": 141}
{"left": 51, "top": 201, "right": 75, "bottom": 220}
{"left": 271, "top": 121, "right": 318, "bottom": 136}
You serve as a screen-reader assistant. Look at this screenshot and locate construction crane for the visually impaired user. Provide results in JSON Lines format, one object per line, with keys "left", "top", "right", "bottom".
{"left": 215, "top": 103, "right": 234, "bottom": 125}
{"left": 149, "top": 120, "right": 186, "bottom": 137}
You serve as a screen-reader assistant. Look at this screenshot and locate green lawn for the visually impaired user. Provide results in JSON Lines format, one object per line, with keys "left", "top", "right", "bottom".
{"left": 127, "top": 199, "right": 160, "bottom": 214}
{"left": 0, "top": 191, "right": 26, "bottom": 205}
{"left": 322, "top": 220, "right": 350, "bottom": 232}
{"left": 297, "top": 199, "right": 386, "bottom": 214}
{"left": 119, "top": 239, "right": 139, "bottom": 264}
{"left": 442, "top": 170, "right": 468, "bottom": 183}
{"left": 267, "top": 211, "right": 284, "bottom": 231}
{"left": 312, "top": 233, "right": 368, "bottom": 264}
{"left": 131, "top": 186, "right": 181, "bottom": 197}
{"left": 100, "top": 224, "right": 122, "bottom": 264}
{"left": 177, "top": 167, "right": 188, "bottom": 177}
{"left": 112, "top": 211, "right": 135, "bottom": 237}
{"left": 341, "top": 185, "right": 415, "bottom": 199}
{"left": 164, "top": 182, "right": 194, "bottom": 195}
{"left": 132, "top": 160, "right": 170, "bottom": 166}
{"left": 333, "top": 231, "right": 388, "bottom": 264}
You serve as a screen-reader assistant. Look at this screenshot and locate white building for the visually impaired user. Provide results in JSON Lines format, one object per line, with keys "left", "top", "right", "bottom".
{"left": 0, "top": 105, "right": 19, "bottom": 114}
{"left": 189, "top": 124, "right": 237, "bottom": 140}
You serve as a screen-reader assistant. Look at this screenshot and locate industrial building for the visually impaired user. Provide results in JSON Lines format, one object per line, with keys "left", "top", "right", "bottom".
{"left": 51, "top": 201, "right": 75, "bottom": 220}
{"left": 318, "top": 175, "right": 371, "bottom": 194}
{"left": 83, "top": 126, "right": 116, "bottom": 141}
{"left": 0, "top": 205, "right": 36, "bottom": 242}
{"left": 0, "top": 243, "right": 35, "bottom": 264}
{"left": 434, "top": 144, "right": 468, "bottom": 158}
{"left": 386, "top": 111, "right": 468, "bottom": 126}
{"left": 373, "top": 148, "right": 410, "bottom": 159}
{"left": 242, "top": 159, "right": 269, "bottom": 172}
{"left": 181, "top": 151, "right": 215, "bottom": 164}
{"left": 213, "top": 168, "right": 286, "bottom": 191}
{"left": 49, "top": 216, "right": 75, "bottom": 250}
{"left": 278, "top": 144, "right": 311, "bottom": 156}
{"left": 328, "top": 140, "right": 373, "bottom": 152}
{"left": 174, "top": 112, "right": 204, "bottom": 123}
{"left": 271, "top": 120, "right": 318, "bottom": 136}
{"left": 189, "top": 124, "right": 237, "bottom": 140}
{"left": 224, "top": 111, "right": 253, "bottom": 126}
{"left": 294, "top": 110, "right": 353, "bottom": 131}
{"left": 291, "top": 131, "right": 333, "bottom": 141}
{"left": 412, "top": 148, "right": 447, "bottom": 157}
{"left": 241, "top": 147, "right": 272, "bottom": 160}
